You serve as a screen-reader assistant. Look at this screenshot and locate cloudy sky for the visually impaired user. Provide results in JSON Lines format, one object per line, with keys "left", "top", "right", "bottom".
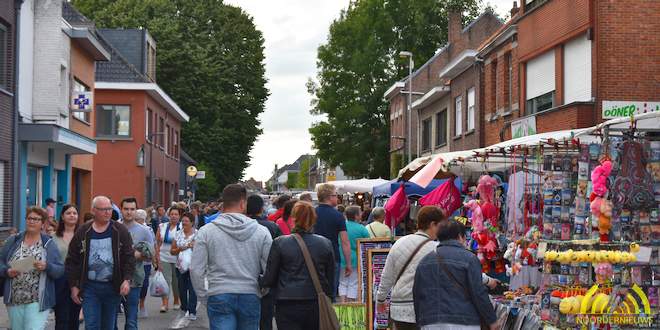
{"left": 229, "top": 0, "right": 513, "bottom": 182}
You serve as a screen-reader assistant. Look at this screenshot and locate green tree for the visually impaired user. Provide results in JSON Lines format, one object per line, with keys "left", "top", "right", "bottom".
{"left": 308, "top": 0, "right": 480, "bottom": 178}
{"left": 286, "top": 172, "right": 298, "bottom": 189}
{"left": 73, "top": 0, "right": 268, "bottom": 195}
{"left": 194, "top": 163, "right": 220, "bottom": 202}
{"left": 296, "top": 158, "right": 312, "bottom": 189}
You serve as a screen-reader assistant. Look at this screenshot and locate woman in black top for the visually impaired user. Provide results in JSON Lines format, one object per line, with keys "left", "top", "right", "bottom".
{"left": 260, "top": 201, "right": 335, "bottom": 330}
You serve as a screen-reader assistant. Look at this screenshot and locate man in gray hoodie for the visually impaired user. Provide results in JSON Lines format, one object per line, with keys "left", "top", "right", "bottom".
{"left": 190, "top": 184, "right": 273, "bottom": 330}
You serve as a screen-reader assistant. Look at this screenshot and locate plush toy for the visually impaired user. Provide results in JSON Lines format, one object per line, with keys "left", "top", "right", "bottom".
{"left": 595, "top": 263, "right": 613, "bottom": 284}
{"left": 477, "top": 175, "right": 499, "bottom": 227}
{"left": 466, "top": 199, "right": 497, "bottom": 271}
{"left": 590, "top": 160, "right": 613, "bottom": 242}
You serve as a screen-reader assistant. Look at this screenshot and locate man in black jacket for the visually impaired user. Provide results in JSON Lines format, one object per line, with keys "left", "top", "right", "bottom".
{"left": 65, "top": 196, "right": 135, "bottom": 330}
{"left": 246, "top": 194, "right": 281, "bottom": 330}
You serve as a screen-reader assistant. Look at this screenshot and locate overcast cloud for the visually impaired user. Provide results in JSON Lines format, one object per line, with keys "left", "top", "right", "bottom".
{"left": 232, "top": 0, "right": 513, "bottom": 182}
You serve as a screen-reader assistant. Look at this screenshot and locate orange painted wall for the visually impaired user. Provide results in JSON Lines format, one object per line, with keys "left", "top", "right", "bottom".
{"left": 70, "top": 42, "right": 97, "bottom": 213}
{"left": 92, "top": 89, "right": 182, "bottom": 208}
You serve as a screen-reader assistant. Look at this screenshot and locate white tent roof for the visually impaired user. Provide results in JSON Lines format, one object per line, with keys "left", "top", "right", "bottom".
{"left": 316, "top": 178, "right": 390, "bottom": 194}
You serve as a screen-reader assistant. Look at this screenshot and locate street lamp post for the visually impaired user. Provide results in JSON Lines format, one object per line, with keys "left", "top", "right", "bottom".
{"left": 148, "top": 132, "right": 166, "bottom": 206}
{"left": 399, "top": 51, "right": 413, "bottom": 163}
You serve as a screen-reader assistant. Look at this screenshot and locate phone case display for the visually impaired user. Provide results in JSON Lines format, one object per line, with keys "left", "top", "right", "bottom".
{"left": 366, "top": 249, "right": 390, "bottom": 330}
{"left": 356, "top": 238, "right": 396, "bottom": 303}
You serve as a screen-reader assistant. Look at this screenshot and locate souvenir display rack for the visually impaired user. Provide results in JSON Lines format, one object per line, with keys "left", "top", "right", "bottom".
{"left": 366, "top": 248, "right": 390, "bottom": 330}
{"left": 356, "top": 237, "right": 397, "bottom": 303}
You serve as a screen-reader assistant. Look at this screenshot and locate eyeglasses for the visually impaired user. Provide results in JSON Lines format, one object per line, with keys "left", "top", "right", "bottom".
{"left": 26, "top": 216, "right": 43, "bottom": 223}
{"left": 94, "top": 207, "right": 113, "bottom": 212}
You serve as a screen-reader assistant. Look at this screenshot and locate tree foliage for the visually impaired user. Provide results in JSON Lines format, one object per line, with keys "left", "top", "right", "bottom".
{"left": 296, "top": 158, "right": 312, "bottom": 189}
{"left": 308, "top": 0, "right": 480, "bottom": 178}
{"left": 194, "top": 162, "right": 220, "bottom": 202}
{"left": 73, "top": 0, "right": 268, "bottom": 193}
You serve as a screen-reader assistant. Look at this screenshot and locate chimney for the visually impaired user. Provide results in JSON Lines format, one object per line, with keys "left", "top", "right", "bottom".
{"left": 448, "top": 10, "right": 462, "bottom": 44}
{"left": 511, "top": 1, "right": 519, "bottom": 17}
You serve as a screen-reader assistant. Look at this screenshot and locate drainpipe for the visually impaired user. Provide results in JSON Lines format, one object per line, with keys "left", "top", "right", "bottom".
{"left": 12, "top": 0, "right": 24, "bottom": 228}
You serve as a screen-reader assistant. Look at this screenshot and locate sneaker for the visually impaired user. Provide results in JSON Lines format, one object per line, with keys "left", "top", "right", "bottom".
{"left": 187, "top": 313, "right": 197, "bottom": 321}
{"left": 173, "top": 304, "right": 180, "bottom": 310}
{"left": 160, "top": 305, "right": 168, "bottom": 313}
{"left": 139, "top": 308, "right": 148, "bottom": 318}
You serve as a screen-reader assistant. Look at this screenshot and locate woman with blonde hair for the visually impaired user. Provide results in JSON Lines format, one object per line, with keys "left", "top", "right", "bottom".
{"left": 260, "top": 201, "right": 335, "bottom": 330}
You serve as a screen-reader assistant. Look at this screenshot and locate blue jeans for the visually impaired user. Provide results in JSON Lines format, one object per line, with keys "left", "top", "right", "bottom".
{"left": 140, "top": 264, "right": 152, "bottom": 299}
{"left": 206, "top": 293, "right": 260, "bottom": 330}
{"left": 176, "top": 269, "right": 197, "bottom": 315}
{"left": 82, "top": 281, "right": 121, "bottom": 330}
{"left": 116, "top": 287, "right": 141, "bottom": 330}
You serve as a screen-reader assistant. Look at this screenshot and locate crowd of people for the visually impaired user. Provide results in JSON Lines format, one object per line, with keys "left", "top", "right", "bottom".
{"left": 0, "top": 182, "right": 502, "bottom": 330}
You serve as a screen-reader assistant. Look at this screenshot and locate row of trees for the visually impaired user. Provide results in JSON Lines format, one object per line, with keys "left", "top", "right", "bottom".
{"left": 73, "top": 0, "right": 268, "bottom": 201}
{"left": 308, "top": 0, "right": 481, "bottom": 179}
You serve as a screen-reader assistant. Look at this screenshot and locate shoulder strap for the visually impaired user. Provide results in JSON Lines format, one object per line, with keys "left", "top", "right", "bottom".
{"left": 293, "top": 233, "right": 324, "bottom": 295}
{"left": 394, "top": 237, "right": 432, "bottom": 284}
{"left": 368, "top": 224, "right": 376, "bottom": 237}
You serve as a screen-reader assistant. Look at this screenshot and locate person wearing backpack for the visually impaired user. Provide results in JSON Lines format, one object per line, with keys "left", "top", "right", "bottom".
{"left": 260, "top": 201, "right": 336, "bottom": 330}
{"left": 375, "top": 206, "right": 443, "bottom": 330}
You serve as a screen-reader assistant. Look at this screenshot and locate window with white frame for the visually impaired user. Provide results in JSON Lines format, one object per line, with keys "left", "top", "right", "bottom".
{"left": 97, "top": 105, "right": 130, "bottom": 137}
{"left": 455, "top": 95, "right": 463, "bottom": 136}
{"left": 467, "top": 87, "right": 475, "bottom": 131}
{"left": 526, "top": 50, "right": 555, "bottom": 114}
{"left": 72, "top": 79, "right": 90, "bottom": 122}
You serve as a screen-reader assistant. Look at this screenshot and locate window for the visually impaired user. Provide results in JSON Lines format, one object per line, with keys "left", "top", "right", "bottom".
{"left": 421, "top": 118, "right": 432, "bottom": 152}
{"left": 490, "top": 59, "right": 497, "bottom": 112}
{"left": 165, "top": 124, "right": 170, "bottom": 154}
{"left": 0, "top": 24, "right": 7, "bottom": 90}
{"left": 72, "top": 79, "right": 90, "bottom": 122}
{"left": 97, "top": 105, "right": 130, "bottom": 137}
{"left": 174, "top": 131, "right": 179, "bottom": 158}
{"left": 506, "top": 53, "right": 513, "bottom": 109}
{"left": 454, "top": 95, "right": 462, "bottom": 136}
{"left": 147, "top": 43, "right": 156, "bottom": 81}
{"left": 526, "top": 50, "right": 555, "bottom": 114}
{"left": 435, "top": 110, "right": 447, "bottom": 147}
{"left": 526, "top": 91, "right": 555, "bottom": 114}
{"left": 564, "top": 33, "right": 592, "bottom": 103}
{"left": 467, "top": 87, "right": 475, "bottom": 131}
{"left": 146, "top": 109, "right": 153, "bottom": 142}
{"left": 158, "top": 117, "right": 164, "bottom": 147}
{"left": 60, "top": 65, "right": 69, "bottom": 113}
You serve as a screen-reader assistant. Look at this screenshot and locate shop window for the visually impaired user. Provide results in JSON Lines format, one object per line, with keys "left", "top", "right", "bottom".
{"left": 467, "top": 87, "right": 475, "bottom": 131}
{"left": 72, "top": 79, "right": 90, "bottom": 122}
{"left": 435, "top": 110, "right": 447, "bottom": 147}
{"left": 97, "top": 105, "right": 130, "bottom": 137}
{"left": 421, "top": 118, "right": 432, "bottom": 152}
{"left": 455, "top": 95, "right": 463, "bottom": 136}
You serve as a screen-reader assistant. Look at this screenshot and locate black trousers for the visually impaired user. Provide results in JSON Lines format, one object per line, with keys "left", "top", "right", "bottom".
{"left": 260, "top": 292, "right": 274, "bottom": 330}
{"left": 54, "top": 276, "right": 82, "bottom": 330}
{"left": 275, "top": 299, "right": 319, "bottom": 330}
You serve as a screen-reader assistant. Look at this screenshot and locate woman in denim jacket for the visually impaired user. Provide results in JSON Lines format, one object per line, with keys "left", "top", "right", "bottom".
{"left": 0, "top": 206, "right": 64, "bottom": 330}
{"left": 413, "top": 219, "right": 497, "bottom": 330}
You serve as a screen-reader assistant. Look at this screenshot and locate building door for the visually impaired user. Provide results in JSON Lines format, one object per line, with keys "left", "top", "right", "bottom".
{"left": 27, "top": 166, "right": 42, "bottom": 207}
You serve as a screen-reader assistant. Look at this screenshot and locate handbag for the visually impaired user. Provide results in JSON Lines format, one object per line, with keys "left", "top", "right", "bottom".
{"left": 435, "top": 250, "right": 489, "bottom": 330}
{"left": 293, "top": 234, "right": 340, "bottom": 330}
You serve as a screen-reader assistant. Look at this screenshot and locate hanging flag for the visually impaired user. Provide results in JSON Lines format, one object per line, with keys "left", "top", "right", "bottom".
{"left": 419, "top": 177, "right": 461, "bottom": 216}
{"left": 409, "top": 156, "right": 444, "bottom": 189}
{"left": 384, "top": 184, "right": 409, "bottom": 228}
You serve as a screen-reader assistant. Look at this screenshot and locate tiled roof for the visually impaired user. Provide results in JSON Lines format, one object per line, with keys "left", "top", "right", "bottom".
{"left": 62, "top": 2, "right": 95, "bottom": 28}
{"left": 95, "top": 33, "right": 150, "bottom": 83}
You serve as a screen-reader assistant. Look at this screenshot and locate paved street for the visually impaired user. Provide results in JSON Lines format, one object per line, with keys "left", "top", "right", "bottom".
{"left": 0, "top": 296, "right": 209, "bottom": 330}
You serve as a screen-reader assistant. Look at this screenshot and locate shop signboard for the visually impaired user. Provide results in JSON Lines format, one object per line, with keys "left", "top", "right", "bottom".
{"left": 602, "top": 101, "right": 660, "bottom": 119}
{"left": 511, "top": 116, "right": 537, "bottom": 139}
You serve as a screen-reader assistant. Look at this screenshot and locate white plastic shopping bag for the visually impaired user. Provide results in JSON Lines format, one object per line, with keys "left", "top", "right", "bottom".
{"left": 149, "top": 270, "right": 170, "bottom": 297}
{"left": 176, "top": 249, "right": 192, "bottom": 273}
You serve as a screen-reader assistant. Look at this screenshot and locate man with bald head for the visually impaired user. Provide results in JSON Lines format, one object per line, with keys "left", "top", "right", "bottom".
{"left": 65, "top": 196, "right": 136, "bottom": 330}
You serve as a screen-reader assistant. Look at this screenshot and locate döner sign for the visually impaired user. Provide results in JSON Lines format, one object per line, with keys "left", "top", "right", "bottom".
{"left": 602, "top": 101, "right": 660, "bottom": 119}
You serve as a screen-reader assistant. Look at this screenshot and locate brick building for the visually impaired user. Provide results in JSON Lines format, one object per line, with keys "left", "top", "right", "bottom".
{"left": 386, "top": 9, "right": 501, "bottom": 175}
{"left": 0, "top": 0, "right": 16, "bottom": 231}
{"left": 93, "top": 28, "right": 189, "bottom": 208}
{"left": 483, "top": 0, "right": 660, "bottom": 145}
